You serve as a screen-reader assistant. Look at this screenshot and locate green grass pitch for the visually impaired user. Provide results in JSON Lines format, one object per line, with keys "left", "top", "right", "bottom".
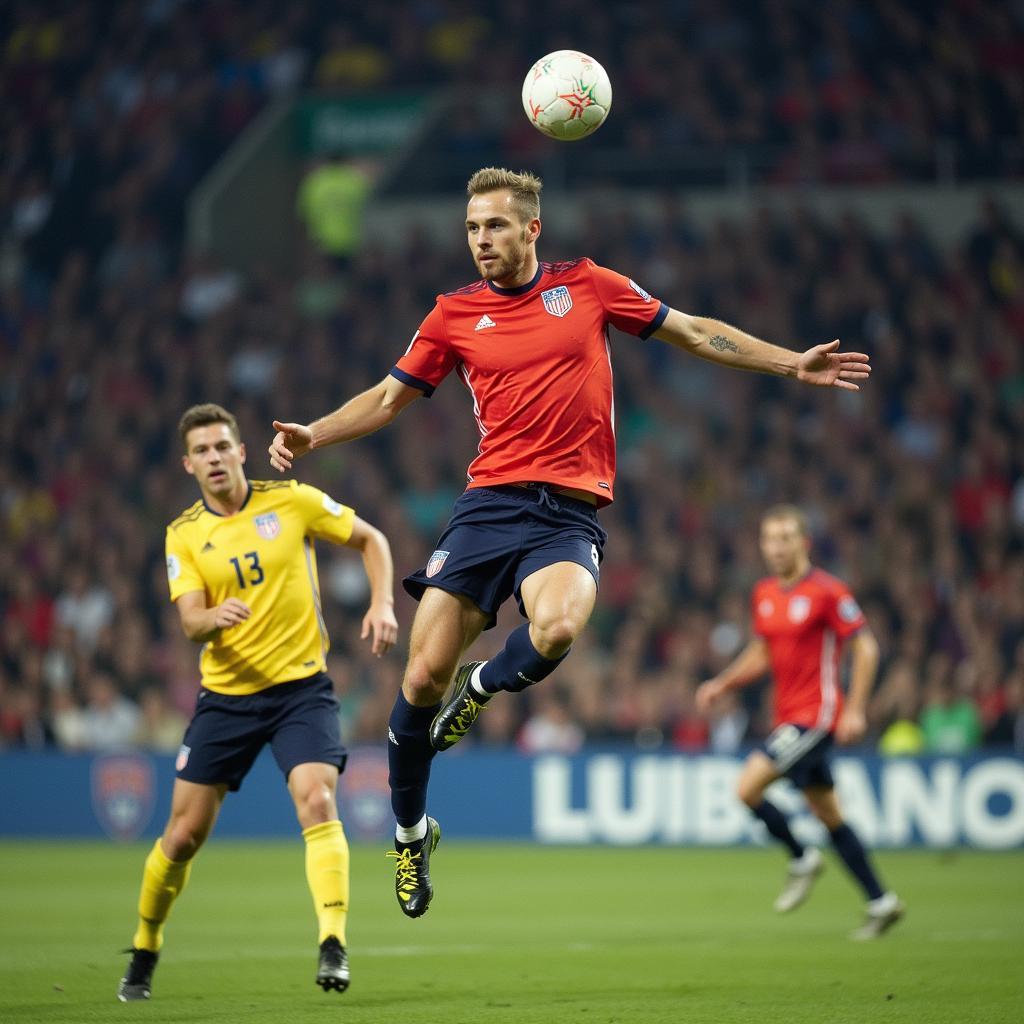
{"left": 0, "top": 842, "right": 1021, "bottom": 1023}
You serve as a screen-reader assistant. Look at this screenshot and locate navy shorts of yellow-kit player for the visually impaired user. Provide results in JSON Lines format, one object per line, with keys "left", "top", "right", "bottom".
{"left": 763, "top": 722, "right": 835, "bottom": 791}
{"left": 403, "top": 484, "right": 608, "bottom": 629}
{"left": 175, "top": 672, "right": 345, "bottom": 791}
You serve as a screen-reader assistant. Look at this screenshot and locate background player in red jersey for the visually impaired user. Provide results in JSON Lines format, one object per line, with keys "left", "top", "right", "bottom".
{"left": 268, "top": 167, "right": 872, "bottom": 918}
{"left": 697, "top": 505, "right": 904, "bottom": 939}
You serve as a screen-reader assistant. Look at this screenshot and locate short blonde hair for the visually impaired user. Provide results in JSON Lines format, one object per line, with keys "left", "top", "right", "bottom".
{"left": 761, "top": 504, "right": 810, "bottom": 536}
{"left": 466, "top": 167, "right": 542, "bottom": 223}
{"left": 178, "top": 403, "right": 240, "bottom": 451}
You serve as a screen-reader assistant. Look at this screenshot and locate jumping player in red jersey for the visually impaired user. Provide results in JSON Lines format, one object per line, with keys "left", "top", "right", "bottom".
{"left": 697, "top": 505, "right": 904, "bottom": 939}
{"left": 268, "top": 168, "right": 873, "bottom": 919}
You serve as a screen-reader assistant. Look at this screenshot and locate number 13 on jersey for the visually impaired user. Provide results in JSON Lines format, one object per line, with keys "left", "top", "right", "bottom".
{"left": 229, "top": 551, "right": 264, "bottom": 588}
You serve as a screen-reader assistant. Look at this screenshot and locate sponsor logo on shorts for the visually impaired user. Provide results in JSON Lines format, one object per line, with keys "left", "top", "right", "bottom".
{"left": 425, "top": 549, "right": 450, "bottom": 578}
{"left": 541, "top": 285, "right": 573, "bottom": 318}
{"left": 254, "top": 512, "right": 281, "bottom": 539}
{"left": 176, "top": 744, "right": 191, "bottom": 771}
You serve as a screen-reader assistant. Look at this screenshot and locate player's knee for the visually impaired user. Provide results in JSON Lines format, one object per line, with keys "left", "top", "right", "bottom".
{"left": 736, "top": 779, "right": 762, "bottom": 808}
{"left": 530, "top": 617, "right": 577, "bottom": 658}
{"left": 403, "top": 658, "right": 449, "bottom": 704}
{"left": 296, "top": 786, "right": 336, "bottom": 825}
{"left": 163, "top": 821, "right": 206, "bottom": 860}
{"left": 807, "top": 799, "right": 842, "bottom": 830}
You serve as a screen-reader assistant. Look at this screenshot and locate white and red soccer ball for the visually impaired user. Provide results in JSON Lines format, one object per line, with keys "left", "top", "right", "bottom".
{"left": 521, "top": 50, "right": 612, "bottom": 141}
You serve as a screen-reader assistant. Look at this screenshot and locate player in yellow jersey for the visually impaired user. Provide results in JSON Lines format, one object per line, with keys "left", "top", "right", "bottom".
{"left": 118, "top": 404, "right": 398, "bottom": 1002}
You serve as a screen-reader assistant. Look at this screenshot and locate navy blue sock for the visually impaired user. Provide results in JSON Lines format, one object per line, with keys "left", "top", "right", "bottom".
{"left": 829, "top": 823, "right": 884, "bottom": 900}
{"left": 478, "top": 623, "right": 567, "bottom": 694}
{"left": 387, "top": 692, "right": 441, "bottom": 828}
{"left": 752, "top": 799, "right": 805, "bottom": 859}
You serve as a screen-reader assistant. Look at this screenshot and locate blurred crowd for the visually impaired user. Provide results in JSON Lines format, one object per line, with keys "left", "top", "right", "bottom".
{"left": 2, "top": 0, "right": 1022, "bottom": 200}
{"left": 1, "top": 0, "right": 1023, "bottom": 759}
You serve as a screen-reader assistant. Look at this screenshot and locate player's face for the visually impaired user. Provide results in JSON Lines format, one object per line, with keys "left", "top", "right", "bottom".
{"left": 760, "top": 517, "right": 811, "bottom": 579}
{"left": 466, "top": 190, "right": 539, "bottom": 287}
{"left": 182, "top": 423, "right": 247, "bottom": 500}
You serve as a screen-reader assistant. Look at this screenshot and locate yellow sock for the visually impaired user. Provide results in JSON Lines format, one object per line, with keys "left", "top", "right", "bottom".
{"left": 132, "top": 840, "right": 193, "bottom": 952}
{"left": 303, "top": 820, "right": 349, "bottom": 945}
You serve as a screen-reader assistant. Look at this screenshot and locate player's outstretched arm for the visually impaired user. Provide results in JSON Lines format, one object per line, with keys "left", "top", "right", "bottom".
{"left": 344, "top": 516, "right": 399, "bottom": 658}
{"left": 652, "top": 309, "right": 872, "bottom": 391}
{"left": 835, "top": 627, "right": 880, "bottom": 745}
{"left": 269, "top": 376, "right": 422, "bottom": 472}
{"left": 696, "top": 637, "right": 771, "bottom": 714}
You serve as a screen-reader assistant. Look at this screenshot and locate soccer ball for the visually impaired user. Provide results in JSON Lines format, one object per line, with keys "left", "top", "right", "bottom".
{"left": 521, "top": 50, "right": 612, "bottom": 141}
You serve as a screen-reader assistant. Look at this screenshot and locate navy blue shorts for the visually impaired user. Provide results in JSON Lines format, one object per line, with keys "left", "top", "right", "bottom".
{"left": 176, "top": 672, "right": 345, "bottom": 791}
{"left": 403, "top": 485, "right": 608, "bottom": 629}
{"left": 763, "top": 723, "right": 835, "bottom": 790}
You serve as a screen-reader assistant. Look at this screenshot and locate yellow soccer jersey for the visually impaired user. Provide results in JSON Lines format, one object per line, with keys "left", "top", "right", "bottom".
{"left": 165, "top": 480, "right": 355, "bottom": 694}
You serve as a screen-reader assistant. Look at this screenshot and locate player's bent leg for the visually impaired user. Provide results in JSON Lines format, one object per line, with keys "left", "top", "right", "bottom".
{"left": 432, "top": 561, "right": 596, "bottom": 752}
{"left": 119, "top": 780, "right": 225, "bottom": 1001}
{"left": 518, "top": 559, "right": 598, "bottom": 660}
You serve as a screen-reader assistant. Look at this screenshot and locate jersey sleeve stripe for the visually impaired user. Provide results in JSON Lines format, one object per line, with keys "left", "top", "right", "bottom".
{"left": 638, "top": 301, "right": 670, "bottom": 340}
{"left": 389, "top": 366, "right": 435, "bottom": 396}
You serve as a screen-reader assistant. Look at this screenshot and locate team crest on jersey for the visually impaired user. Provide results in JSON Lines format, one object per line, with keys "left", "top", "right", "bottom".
{"left": 91, "top": 754, "right": 155, "bottom": 841}
{"left": 758, "top": 598, "right": 774, "bottom": 618}
{"left": 254, "top": 512, "right": 280, "bottom": 539}
{"left": 838, "top": 596, "right": 862, "bottom": 622}
{"left": 425, "top": 549, "right": 450, "bottom": 578}
{"left": 788, "top": 595, "right": 811, "bottom": 623}
{"left": 628, "top": 279, "right": 652, "bottom": 302}
{"left": 541, "top": 285, "right": 573, "bottom": 318}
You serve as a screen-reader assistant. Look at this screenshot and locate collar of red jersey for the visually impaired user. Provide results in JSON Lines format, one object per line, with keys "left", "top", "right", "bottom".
{"left": 486, "top": 264, "right": 543, "bottom": 296}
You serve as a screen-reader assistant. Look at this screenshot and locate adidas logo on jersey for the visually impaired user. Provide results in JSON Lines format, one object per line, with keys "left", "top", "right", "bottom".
{"left": 474, "top": 314, "right": 496, "bottom": 331}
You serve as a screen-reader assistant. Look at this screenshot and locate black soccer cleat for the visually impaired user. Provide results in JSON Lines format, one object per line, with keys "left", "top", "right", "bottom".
{"left": 386, "top": 816, "right": 441, "bottom": 918}
{"left": 316, "top": 936, "right": 350, "bottom": 993}
{"left": 117, "top": 947, "right": 159, "bottom": 1002}
{"left": 429, "top": 662, "right": 489, "bottom": 751}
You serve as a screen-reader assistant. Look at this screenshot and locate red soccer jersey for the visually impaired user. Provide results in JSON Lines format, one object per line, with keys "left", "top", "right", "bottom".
{"left": 752, "top": 568, "right": 867, "bottom": 732}
{"left": 391, "top": 258, "right": 668, "bottom": 506}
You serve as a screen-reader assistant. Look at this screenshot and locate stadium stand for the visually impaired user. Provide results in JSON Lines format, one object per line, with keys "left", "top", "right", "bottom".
{"left": 1, "top": 1, "right": 1022, "bottom": 755}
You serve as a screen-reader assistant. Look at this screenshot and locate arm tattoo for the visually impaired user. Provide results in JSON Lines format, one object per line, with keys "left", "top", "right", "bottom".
{"left": 709, "top": 334, "right": 740, "bottom": 354}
